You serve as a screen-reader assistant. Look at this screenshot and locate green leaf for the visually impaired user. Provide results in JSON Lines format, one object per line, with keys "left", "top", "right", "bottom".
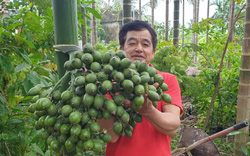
{"left": 15, "top": 63, "right": 30, "bottom": 73}
{"left": 7, "top": 85, "right": 16, "bottom": 107}
{"left": 6, "top": 22, "right": 22, "bottom": 30}
{"left": 0, "top": 133, "right": 15, "bottom": 141}
{"left": 7, "top": 118, "right": 23, "bottom": 124}
{"left": 78, "top": 18, "right": 86, "bottom": 26}
{"left": 24, "top": 152, "right": 37, "bottom": 156}
{"left": 228, "top": 131, "right": 247, "bottom": 136}
{"left": 241, "top": 146, "right": 248, "bottom": 155}
{"left": 0, "top": 94, "right": 7, "bottom": 105}
{"left": 170, "top": 66, "right": 176, "bottom": 73}
{"left": 44, "top": 150, "right": 51, "bottom": 156}
{"left": 0, "top": 54, "right": 12, "bottom": 73}
{"left": 28, "top": 71, "right": 42, "bottom": 84}
{"left": 0, "top": 104, "right": 9, "bottom": 123}
{"left": 31, "top": 144, "right": 44, "bottom": 155}
{"left": 16, "top": 36, "right": 35, "bottom": 49}
{"left": 46, "top": 7, "right": 53, "bottom": 17}
{"left": 85, "top": 7, "right": 102, "bottom": 19}
{"left": 17, "top": 48, "right": 32, "bottom": 64}
{"left": 0, "top": 27, "right": 3, "bottom": 36}
{"left": 23, "top": 77, "right": 34, "bottom": 94}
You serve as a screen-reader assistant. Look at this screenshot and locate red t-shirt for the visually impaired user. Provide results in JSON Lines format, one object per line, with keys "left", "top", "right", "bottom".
{"left": 106, "top": 70, "right": 183, "bottom": 156}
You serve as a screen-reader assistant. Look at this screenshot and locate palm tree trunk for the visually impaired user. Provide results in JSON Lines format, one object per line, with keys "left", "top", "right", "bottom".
{"left": 192, "top": 0, "right": 198, "bottom": 63}
{"left": 234, "top": 2, "right": 250, "bottom": 155}
{"left": 165, "top": 0, "right": 169, "bottom": 41}
{"left": 52, "top": 0, "right": 78, "bottom": 91}
{"left": 81, "top": 7, "right": 87, "bottom": 46}
{"left": 139, "top": 0, "right": 142, "bottom": 20}
{"left": 206, "top": 0, "right": 210, "bottom": 43}
{"left": 182, "top": 0, "right": 185, "bottom": 46}
{"left": 173, "top": 0, "right": 180, "bottom": 47}
{"left": 151, "top": 0, "right": 155, "bottom": 29}
{"left": 91, "top": 0, "right": 98, "bottom": 46}
{"left": 227, "top": 0, "right": 235, "bottom": 68}
{"left": 192, "top": 0, "right": 197, "bottom": 44}
{"left": 123, "top": 0, "right": 132, "bottom": 24}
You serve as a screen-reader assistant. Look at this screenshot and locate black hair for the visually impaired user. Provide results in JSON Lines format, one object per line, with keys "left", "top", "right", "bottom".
{"left": 119, "top": 20, "right": 158, "bottom": 50}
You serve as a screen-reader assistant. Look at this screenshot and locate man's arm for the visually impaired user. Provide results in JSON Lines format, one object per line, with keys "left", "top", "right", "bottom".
{"left": 138, "top": 98, "right": 181, "bottom": 137}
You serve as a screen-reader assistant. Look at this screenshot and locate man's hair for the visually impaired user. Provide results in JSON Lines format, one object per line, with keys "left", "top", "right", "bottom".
{"left": 119, "top": 20, "right": 158, "bottom": 50}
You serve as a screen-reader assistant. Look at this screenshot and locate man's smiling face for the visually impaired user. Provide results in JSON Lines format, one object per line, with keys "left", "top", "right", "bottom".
{"left": 121, "top": 29, "right": 155, "bottom": 64}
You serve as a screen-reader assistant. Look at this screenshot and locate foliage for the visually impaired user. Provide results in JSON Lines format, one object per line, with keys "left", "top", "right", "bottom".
{"left": 0, "top": 1, "right": 59, "bottom": 155}
{"left": 0, "top": 103, "right": 46, "bottom": 156}
{"left": 151, "top": 41, "right": 202, "bottom": 98}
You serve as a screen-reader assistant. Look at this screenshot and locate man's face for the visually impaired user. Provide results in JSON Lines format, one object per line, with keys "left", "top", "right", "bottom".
{"left": 121, "top": 30, "right": 155, "bottom": 64}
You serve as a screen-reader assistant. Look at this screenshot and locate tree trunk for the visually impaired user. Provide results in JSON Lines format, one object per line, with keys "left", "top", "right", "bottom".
{"left": 192, "top": 0, "right": 196, "bottom": 44}
{"left": 52, "top": 0, "right": 78, "bottom": 91}
{"left": 165, "top": 0, "right": 169, "bottom": 41}
{"left": 234, "top": 1, "right": 250, "bottom": 155}
{"left": 91, "top": 0, "right": 98, "bottom": 46}
{"left": 139, "top": 0, "right": 142, "bottom": 20}
{"left": 227, "top": 0, "right": 235, "bottom": 68}
{"left": 81, "top": 7, "right": 87, "bottom": 46}
{"left": 206, "top": 0, "right": 210, "bottom": 43}
{"left": 182, "top": 0, "right": 185, "bottom": 46}
{"left": 151, "top": 0, "right": 155, "bottom": 29}
{"left": 123, "top": 0, "right": 132, "bottom": 24}
{"left": 173, "top": 0, "right": 180, "bottom": 47}
{"left": 192, "top": 0, "right": 198, "bottom": 63}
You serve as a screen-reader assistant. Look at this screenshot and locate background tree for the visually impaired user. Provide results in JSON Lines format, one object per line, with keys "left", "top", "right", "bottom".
{"left": 123, "top": 0, "right": 132, "bottom": 24}
{"left": 165, "top": 0, "right": 169, "bottom": 41}
{"left": 151, "top": 0, "right": 155, "bottom": 29}
{"left": 139, "top": 0, "right": 142, "bottom": 20}
{"left": 91, "top": 0, "right": 98, "bottom": 46}
{"left": 206, "top": 0, "right": 210, "bottom": 43}
{"left": 192, "top": 0, "right": 199, "bottom": 63}
{"left": 227, "top": 0, "right": 235, "bottom": 68}
{"left": 234, "top": 1, "right": 250, "bottom": 155}
{"left": 182, "top": 0, "right": 185, "bottom": 45}
{"left": 173, "top": 0, "right": 180, "bottom": 46}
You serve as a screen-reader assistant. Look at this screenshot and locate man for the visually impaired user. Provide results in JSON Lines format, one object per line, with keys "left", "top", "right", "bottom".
{"left": 98, "top": 20, "right": 183, "bottom": 156}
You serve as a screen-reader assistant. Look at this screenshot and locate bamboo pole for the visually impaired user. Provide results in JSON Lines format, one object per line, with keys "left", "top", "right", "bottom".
{"left": 52, "top": 0, "right": 78, "bottom": 91}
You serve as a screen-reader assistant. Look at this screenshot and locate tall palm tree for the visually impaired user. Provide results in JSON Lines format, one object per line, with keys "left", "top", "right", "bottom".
{"left": 139, "top": 0, "right": 142, "bottom": 20}
{"left": 165, "top": 0, "right": 169, "bottom": 41}
{"left": 81, "top": 7, "right": 87, "bottom": 46}
{"left": 192, "top": 0, "right": 199, "bottom": 62}
{"left": 226, "top": 0, "right": 235, "bottom": 68}
{"left": 123, "top": 0, "right": 132, "bottom": 24}
{"left": 91, "top": 0, "right": 98, "bottom": 46}
{"left": 182, "top": 0, "right": 185, "bottom": 45}
{"left": 228, "top": 0, "right": 235, "bottom": 43}
{"left": 206, "top": 0, "right": 210, "bottom": 43}
{"left": 151, "top": 0, "right": 155, "bottom": 29}
{"left": 234, "top": 2, "right": 249, "bottom": 155}
{"left": 173, "top": 0, "right": 180, "bottom": 46}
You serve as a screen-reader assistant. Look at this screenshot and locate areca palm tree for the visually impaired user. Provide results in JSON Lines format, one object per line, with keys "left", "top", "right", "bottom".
{"left": 234, "top": 2, "right": 249, "bottom": 155}
{"left": 165, "top": 0, "right": 169, "bottom": 41}
{"left": 91, "top": 0, "right": 98, "bottom": 46}
{"left": 173, "top": 0, "right": 180, "bottom": 46}
{"left": 123, "top": 0, "right": 132, "bottom": 24}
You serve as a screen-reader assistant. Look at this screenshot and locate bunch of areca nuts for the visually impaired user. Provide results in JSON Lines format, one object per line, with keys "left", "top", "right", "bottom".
{"left": 27, "top": 43, "right": 172, "bottom": 154}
